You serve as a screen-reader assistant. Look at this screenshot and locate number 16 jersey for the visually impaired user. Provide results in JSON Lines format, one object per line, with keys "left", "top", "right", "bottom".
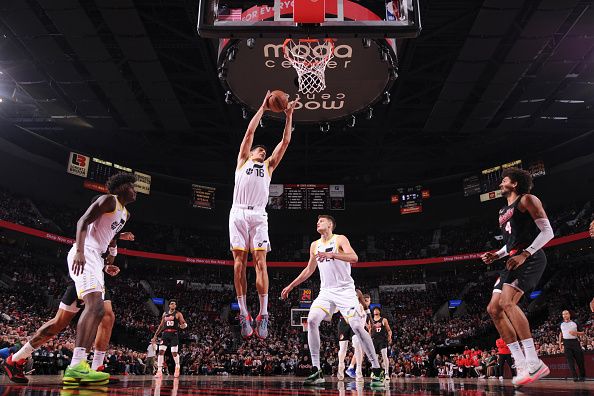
{"left": 233, "top": 159, "right": 271, "bottom": 208}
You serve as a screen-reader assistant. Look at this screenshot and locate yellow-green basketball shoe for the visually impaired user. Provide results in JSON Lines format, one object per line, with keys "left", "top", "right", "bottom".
{"left": 63, "top": 361, "right": 110, "bottom": 386}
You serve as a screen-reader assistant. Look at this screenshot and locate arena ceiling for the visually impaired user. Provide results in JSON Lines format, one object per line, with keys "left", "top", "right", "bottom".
{"left": 0, "top": 0, "right": 593, "bottom": 187}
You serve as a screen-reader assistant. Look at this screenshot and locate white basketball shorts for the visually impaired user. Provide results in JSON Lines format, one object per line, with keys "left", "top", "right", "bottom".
{"left": 67, "top": 244, "right": 105, "bottom": 299}
{"left": 310, "top": 287, "right": 364, "bottom": 321}
{"left": 229, "top": 206, "right": 271, "bottom": 253}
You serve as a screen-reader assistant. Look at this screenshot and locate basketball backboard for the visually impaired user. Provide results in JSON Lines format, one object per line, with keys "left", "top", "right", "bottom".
{"left": 200, "top": 0, "right": 419, "bottom": 124}
{"left": 198, "top": 0, "right": 421, "bottom": 39}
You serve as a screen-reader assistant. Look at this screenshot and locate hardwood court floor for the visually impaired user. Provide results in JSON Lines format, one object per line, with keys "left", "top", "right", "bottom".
{"left": 0, "top": 375, "right": 592, "bottom": 395}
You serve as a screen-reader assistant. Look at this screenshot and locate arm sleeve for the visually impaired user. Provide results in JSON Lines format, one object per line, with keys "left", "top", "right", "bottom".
{"left": 495, "top": 245, "right": 508, "bottom": 259}
{"left": 525, "top": 218, "right": 554, "bottom": 255}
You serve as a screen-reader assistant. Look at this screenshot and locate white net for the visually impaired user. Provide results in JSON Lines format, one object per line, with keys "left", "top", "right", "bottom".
{"left": 283, "top": 39, "right": 335, "bottom": 94}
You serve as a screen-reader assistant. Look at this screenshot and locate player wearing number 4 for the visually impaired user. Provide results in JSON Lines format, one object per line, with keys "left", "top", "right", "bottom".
{"left": 482, "top": 168, "right": 554, "bottom": 387}
{"left": 152, "top": 300, "right": 187, "bottom": 378}
{"left": 230, "top": 91, "right": 298, "bottom": 339}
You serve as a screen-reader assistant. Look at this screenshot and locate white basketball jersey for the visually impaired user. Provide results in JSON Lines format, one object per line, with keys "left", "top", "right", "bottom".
{"left": 86, "top": 195, "right": 128, "bottom": 252}
{"left": 316, "top": 235, "right": 355, "bottom": 290}
{"left": 233, "top": 159, "right": 271, "bottom": 208}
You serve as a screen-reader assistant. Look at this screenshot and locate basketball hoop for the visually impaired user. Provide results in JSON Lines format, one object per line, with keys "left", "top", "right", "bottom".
{"left": 283, "top": 38, "right": 335, "bottom": 94}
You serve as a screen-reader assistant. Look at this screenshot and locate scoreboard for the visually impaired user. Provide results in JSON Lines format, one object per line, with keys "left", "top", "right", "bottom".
{"left": 191, "top": 184, "right": 216, "bottom": 209}
{"left": 67, "top": 152, "right": 151, "bottom": 194}
{"left": 462, "top": 159, "right": 546, "bottom": 202}
{"left": 391, "top": 185, "right": 428, "bottom": 214}
{"left": 269, "top": 184, "right": 345, "bottom": 210}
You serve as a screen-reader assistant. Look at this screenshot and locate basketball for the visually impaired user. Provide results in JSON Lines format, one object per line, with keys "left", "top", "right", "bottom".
{"left": 267, "top": 90, "right": 289, "bottom": 112}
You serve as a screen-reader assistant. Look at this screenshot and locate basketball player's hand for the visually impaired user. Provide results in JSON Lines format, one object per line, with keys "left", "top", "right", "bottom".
{"left": 72, "top": 251, "right": 86, "bottom": 276}
{"left": 281, "top": 285, "right": 293, "bottom": 300}
{"left": 119, "top": 232, "right": 135, "bottom": 241}
{"left": 316, "top": 251, "right": 334, "bottom": 261}
{"left": 481, "top": 252, "right": 497, "bottom": 265}
{"left": 180, "top": 323, "right": 188, "bottom": 329}
{"left": 104, "top": 265, "right": 120, "bottom": 277}
{"left": 284, "top": 98, "right": 299, "bottom": 117}
{"left": 261, "top": 90, "right": 272, "bottom": 110}
{"left": 505, "top": 252, "right": 528, "bottom": 270}
{"left": 105, "top": 254, "right": 116, "bottom": 266}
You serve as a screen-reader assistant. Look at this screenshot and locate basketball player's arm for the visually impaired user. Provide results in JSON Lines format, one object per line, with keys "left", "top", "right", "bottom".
{"left": 558, "top": 332, "right": 563, "bottom": 351}
{"left": 72, "top": 195, "right": 117, "bottom": 276}
{"left": 324, "top": 235, "right": 358, "bottom": 263}
{"left": 177, "top": 312, "right": 188, "bottom": 329}
{"left": 152, "top": 315, "right": 166, "bottom": 341}
{"left": 237, "top": 91, "right": 271, "bottom": 168}
{"left": 267, "top": 98, "right": 298, "bottom": 172}
{"left": 506, "top": 194, "right": 553, "bottom": 270}
{"left": 384, "top": 319, "right": 393, "bottom": 344}
{"left": 281, "top": 242, "right": 318, "bottom": 299}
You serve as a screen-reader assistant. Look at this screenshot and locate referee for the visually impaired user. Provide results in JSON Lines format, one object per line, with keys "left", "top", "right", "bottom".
{"left": 558, "top": 310, "right": 586, "bottom": 382}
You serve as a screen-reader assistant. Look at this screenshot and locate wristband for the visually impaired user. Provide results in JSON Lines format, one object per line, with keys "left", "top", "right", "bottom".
{"left": 109, "top": 246, "right": 117, "bottom": 256}
{"left": 495, "top": 245, "right": 508, "bottom": 259}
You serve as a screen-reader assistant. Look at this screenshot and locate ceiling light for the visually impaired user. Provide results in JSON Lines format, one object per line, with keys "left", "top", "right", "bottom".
{"left": 555, "top": 100, "right": 584, "bottom": 104}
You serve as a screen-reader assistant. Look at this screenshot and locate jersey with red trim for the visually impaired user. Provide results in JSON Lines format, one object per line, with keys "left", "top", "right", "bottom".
{"left": 498, "top": 195, "right": 539, "bottom": 253}
{"left": 163, "top": 310, "right": 180, "bottom": 332}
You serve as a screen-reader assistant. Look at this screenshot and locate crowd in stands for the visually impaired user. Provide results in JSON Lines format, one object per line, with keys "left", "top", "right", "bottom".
{"left": 0, "top": 188, "right": 592, "bottom": 379}
{"left": 0, "top": 187, "right": 591, "bottom": 262}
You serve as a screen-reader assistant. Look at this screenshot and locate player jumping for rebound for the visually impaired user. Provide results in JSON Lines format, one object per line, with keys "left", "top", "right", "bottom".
{"left": 482, "top": 168, "right": 553, "bottom": 387}
{"left": 281, "top": 215, "right": 386, "bottom": 387}
{"left": 230, "top": 91, "right": 297, "bottom": 339}
{"left": 152, "top": 300, "right": 187, "bottom": 378}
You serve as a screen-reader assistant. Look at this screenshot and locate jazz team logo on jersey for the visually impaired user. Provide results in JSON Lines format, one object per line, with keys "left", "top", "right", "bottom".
{"left": 111, "top": 219, "right": 126, "bottom": 232}
{"left": 246, "top": 163, "right": 265, "bottom": 177}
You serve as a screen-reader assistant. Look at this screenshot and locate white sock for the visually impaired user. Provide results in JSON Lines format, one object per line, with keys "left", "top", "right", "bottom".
{"left": 173, "top": 355, "right": 180, "bottom": 368}
{"left": 382, "top": 348, "right": 389, "bottom": 374}
{"left": 70, "top": 347, "right": 87, "bottom": 367}
{"left": 520, "top": 338, "right": 539, "bottom": 364}
{"left": 237, "top": 295, "right": 249, "bottom": 317}
{"left": 353, "top": 337, "right": 363, "bottom": 375}
{"left": 338, "top": 341, "right": 348, "bottom": 370}
{"left": 507, "top": 341, "right": 526, "bottom": 367}
{"left": 157, "top": 355, "right": 164, "bottom": 370}
{"left": 91, "top": 351, "right": 106, "bottom": 370}
{"left": 13, "top": 342, "right": 35, "bottom": 361}
{"left": 258, "top": 294, "right": 269, "bottom": 316}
